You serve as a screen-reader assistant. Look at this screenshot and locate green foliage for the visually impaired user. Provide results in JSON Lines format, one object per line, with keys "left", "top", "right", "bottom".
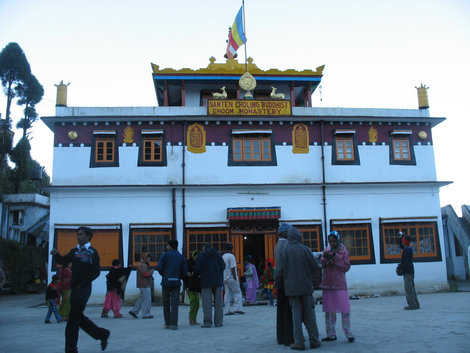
{"left": 0, "top": 42, "right": 31, "bottom": 124}
{"left": 0, "top": 237, "right": 47, "bottom": 291}
{"left": 16, "top": 73, "right": 44, "bottom": 107}
{"left": 0, "top": 167, "right": 15, "bottom": 195}
{"left": 0, "top": 43, "right": 49, "bottom": 195}
{"left": 16, "top": 74, "right": 43, "bottom": 137}
{"left": 10, "top": 137, "right": 32, "bottom": 182}
{"left": 0, "top": 119, "right": 14, "bottom": 169}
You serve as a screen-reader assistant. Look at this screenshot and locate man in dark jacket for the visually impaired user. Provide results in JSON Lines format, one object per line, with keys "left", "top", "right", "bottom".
{"left": 278, "top": 226, "right": 321, "bottom": 350}
{"left": 157, "top": 239, "right": 188, "bottom": 330}
{"left": 193, "top": 242, "right": 225, "bottom": 328}
{"left": 274, "top": 223, "right": 294, "bottom": 346}
{"left": 51, "top": 226, "right": 110, "bottom": 353}
{"left": 398, "top": 233, "right": 420, "bottom": 310}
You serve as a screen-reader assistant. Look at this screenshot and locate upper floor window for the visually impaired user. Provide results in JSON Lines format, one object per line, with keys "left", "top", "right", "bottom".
{"left": 393, "top": 138, "right": 410, "bottom": 161}
{"left": 228, "top": 130, "right": 277, "bottom": 166}
{"left": 96, "top": 139, "right": 115, "bottom": 162}
{"left": 138, "top": 130, "right": 167, "bottom": 167}
{"left": 332, "top": 130, "right": 360, "bottom": 165}
{"left": 143, "top": 138, "right": 162, "bottom": 162}
{"left": 380, "top": 217, "right": 441, "bottom": 263}
{"left": 11, "top": 210, "right": 25, "bottom": 225}
{"left": 389, "top": 130, "right": 416, "bottom": 165}
{"left": 337, "top": 137, "right": 354, "bottom": 160}
{"left": 90, "top": 130, "right": 119, "bottom": 168}
{"left": 331, "top": 219, "right": 374, "bottom": 264}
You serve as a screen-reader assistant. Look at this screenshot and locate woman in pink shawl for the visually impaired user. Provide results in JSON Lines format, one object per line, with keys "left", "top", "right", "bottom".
{"left": 320, "top": 231, "right": 355, "bottom": 343}
{"left": 244, "top": 255, "right": 259, "bottom": 304}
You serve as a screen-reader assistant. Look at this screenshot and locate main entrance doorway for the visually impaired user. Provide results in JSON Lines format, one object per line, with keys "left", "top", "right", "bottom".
{"left": 230, "top": 222, "right": 278, "bottom": 277}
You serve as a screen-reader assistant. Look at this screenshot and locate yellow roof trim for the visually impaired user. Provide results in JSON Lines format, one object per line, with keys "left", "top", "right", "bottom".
{"left": 151, "top": 57, "right": 324, "bottom": 77}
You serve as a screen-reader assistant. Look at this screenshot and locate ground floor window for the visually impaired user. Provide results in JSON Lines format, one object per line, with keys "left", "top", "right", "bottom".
{"left": 380, "top": 218, "right": 441, "bottom": 263}
{"left": 129, "top": 225, "right": 172, "bottom": 267}
{"left": 296, "top": 224, "right": 323, "bottom": 252}
{"left": 331, "top": 220, "right": 374, "bottom": 264}
{"left": 185, "top": 227, "right": 229, "bottom": 258}
{"left": 53, "top": 225, "right": 122, "bottom": 269}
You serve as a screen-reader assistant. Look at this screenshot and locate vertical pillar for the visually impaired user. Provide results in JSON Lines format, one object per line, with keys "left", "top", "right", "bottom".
{"left": 306, "top": 84, "right": 312, "bottom": 107}
{"left": 181, "top": 80, "right": 186, "bottom": 107}
{"left": 290, "top": 84, "right": 295, "bottom": 107}
{"left": 237, "top": 85, "right": 240, "bottom": 99}
{"left": 163, "top": 80, "right": 169, "bottom": 106}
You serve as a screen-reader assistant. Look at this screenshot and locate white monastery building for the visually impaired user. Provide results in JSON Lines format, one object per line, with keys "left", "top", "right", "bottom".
{"left": 43, "top": 58, "right": 450, "bottom": 302}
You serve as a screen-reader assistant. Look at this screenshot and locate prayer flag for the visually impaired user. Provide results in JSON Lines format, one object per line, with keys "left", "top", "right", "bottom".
{"left": 226, "top": 7, "right": 247, "bottom": 59}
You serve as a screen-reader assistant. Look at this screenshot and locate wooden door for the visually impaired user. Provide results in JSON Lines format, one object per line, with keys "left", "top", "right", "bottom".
{"left": 264, "top": 233, "right": 276, "bottom": 264}
{"left": 232, "top": 233, "right": 244, "bottom": 277}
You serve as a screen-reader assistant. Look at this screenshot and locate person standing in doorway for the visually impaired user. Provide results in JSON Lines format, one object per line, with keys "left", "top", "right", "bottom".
{"left": 279, "top": 226, "right": 321, "bottom": 350}
{"left": 397, "top": 232, "right": 420, "bottom": 310}
{"left": 320, "top": 231, "right": 355, "bottom": 343}
{"left": 157, "top": 239, "right": 188, "bottom": 330}
{"left": 194, "top": 242, "right": 225, "bottom": 328}
{"left": 262, "top": 259, "right": 275, "bottom": 306}
{"left": 244, "top": 255, "right": 259, "bottom": 304}
{"left": 50, "top": 226, "right": 110, "bottom": 353}
{"left": 222, "top": 243, "right": 244, "bottom": 315}
{"left": 274, "top": 223, "right": 294, "bottom": 346}
{"left": 129, "top": 253, "right": 154, "bottom": 319}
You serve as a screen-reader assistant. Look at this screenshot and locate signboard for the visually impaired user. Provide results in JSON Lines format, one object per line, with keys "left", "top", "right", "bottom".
{"left": 207, "top": 99, "right": 292, "bottom": 116}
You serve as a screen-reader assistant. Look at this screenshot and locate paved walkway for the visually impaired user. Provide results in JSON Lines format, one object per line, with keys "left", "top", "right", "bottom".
{"left": 1, "top": 291, "right": 469, "bottom": 353}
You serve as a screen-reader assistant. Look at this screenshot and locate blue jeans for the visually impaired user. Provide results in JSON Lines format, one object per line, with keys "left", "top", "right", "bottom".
{"left": 45, "top": 299, "right": 62, "bottom": 322}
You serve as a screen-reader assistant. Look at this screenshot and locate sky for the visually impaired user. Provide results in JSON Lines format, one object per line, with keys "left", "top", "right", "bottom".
{"left": 0, "top": 0, "right": 469, "bottom": 214}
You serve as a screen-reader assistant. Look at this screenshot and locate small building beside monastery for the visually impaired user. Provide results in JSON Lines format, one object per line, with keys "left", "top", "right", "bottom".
{"left": 43, "top": 57, "right": 450, "bottom": 302}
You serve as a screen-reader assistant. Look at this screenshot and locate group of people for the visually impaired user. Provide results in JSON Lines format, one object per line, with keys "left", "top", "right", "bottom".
{"left": 47, "top": 224, "right": 419, "bottom": 353}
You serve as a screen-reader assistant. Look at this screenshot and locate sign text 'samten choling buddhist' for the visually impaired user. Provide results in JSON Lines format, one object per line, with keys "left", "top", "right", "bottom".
{"left": 207, "top": 99, "right": 292, "bottom": 116}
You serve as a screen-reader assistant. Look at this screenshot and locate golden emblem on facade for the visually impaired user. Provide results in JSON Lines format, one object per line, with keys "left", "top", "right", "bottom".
{"left": 124, "top": 126, "right": 134, "bottom": 143}
{"left": 418, "top": 131, "right": 428, "bottom": 140}
{"left": 67, "top": 130, "right": 78, "bottom": 140}
{"left": 292, "top": 123, "right": 309, "bottom": 153}
{"left": 187, "top": 123, "right": 206, "bottom": 153}
{"left": 239, "top": 72, "right": 256, "bottom": 99}
{"left": 368, "top": 126, "right": 378, "bottom": 143}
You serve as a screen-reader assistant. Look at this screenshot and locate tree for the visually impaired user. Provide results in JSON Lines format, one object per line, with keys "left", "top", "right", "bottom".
{"left": 9, "top": 137, "right": 32, "bottom": 193}
{"left": 0, "top": 42, "right": 31, "bottom": 124}
{"left": 17, "top": 106, "right": 38, "bottom": 138}
{"left": 16, "top": 74, "right": 43, "bottom": 137}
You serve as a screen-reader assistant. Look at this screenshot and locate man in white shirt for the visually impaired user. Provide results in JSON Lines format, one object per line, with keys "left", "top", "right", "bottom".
{"left": 222, "top": 243, "right": 245, "bottom": 315}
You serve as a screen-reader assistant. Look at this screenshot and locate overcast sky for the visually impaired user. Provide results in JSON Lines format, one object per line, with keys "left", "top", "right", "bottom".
{"left": 1, "top": 0, "right": 469, "bottom": 214}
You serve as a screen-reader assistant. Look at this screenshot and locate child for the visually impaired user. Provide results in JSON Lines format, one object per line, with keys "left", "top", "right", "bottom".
{"left": 57, "top": 263, "right": 72, "bottom": 320}
{"left": 320, "top": 231, "right": 354, "bottom": 343}
{"left": 45, "top": 274, "right": 62, "bottom": 323}
{"left": 102, "top": 259, "right": 124, "bottom": 318}
{"left": 262, "top": 259, "right": 275, "bottom": 305}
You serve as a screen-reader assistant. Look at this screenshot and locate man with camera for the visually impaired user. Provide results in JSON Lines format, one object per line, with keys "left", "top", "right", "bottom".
{"left": 396, "top": 232, "right": 420, "bottom": 310}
